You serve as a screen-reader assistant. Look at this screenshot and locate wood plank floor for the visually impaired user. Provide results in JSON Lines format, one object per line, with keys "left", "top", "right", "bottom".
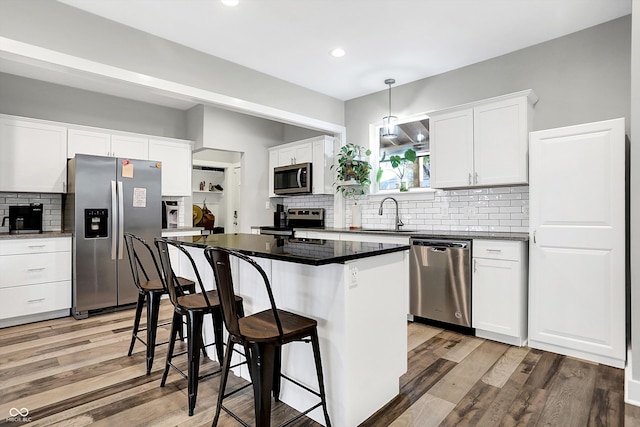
{"left": 1, "top": 300, "right": 639, "bottom": 426}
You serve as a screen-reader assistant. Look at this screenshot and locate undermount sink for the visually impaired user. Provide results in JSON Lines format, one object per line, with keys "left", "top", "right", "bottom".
{"left": 358, "top": 229, "right": 414, "bottom": 234}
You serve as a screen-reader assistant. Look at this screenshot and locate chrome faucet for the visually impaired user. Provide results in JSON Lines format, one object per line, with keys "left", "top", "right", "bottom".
{"left": 378, "top": 197, "right": 403, "bottom": 231}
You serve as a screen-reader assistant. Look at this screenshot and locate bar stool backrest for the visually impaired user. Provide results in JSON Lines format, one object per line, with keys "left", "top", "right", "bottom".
{"left": 154, "top": 237, "right": 214, "bottom": 310}
{"left": 204, "top": 246, "right": 284, "bottom": 342}
{"left": 124, "top": 232, "right": 161, "bottom": 292}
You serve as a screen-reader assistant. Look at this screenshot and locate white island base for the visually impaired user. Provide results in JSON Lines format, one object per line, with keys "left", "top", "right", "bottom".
{"left": 184, "top": 246, "right": 409, "bottom": 427}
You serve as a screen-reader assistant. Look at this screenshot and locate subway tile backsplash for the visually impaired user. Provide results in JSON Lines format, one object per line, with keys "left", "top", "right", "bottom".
{"left": 0, "top": 192, "right": 63, "bottom": 232}
{"left": 284, "top": 185, "right": 529, "bottom": 233}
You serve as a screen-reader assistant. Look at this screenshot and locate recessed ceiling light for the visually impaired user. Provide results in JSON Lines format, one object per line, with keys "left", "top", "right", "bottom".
{"left": 221, "top": 0, "right": 239, "bottom": 6}
{"left": 330, "top": 48, "right": 345, "bottom": 58}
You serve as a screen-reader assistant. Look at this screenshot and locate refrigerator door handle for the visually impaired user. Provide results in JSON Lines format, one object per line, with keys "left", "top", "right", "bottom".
{"left": 111, "top": 180, "right": 117, "bottom": 260}
{"left": 118, "top": 181, "right": 124, "bottom": 260}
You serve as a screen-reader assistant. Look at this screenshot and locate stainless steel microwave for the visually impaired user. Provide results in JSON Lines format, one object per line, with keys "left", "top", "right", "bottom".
{"left": 274, "top": 162, "right": 312, "bottom": 195}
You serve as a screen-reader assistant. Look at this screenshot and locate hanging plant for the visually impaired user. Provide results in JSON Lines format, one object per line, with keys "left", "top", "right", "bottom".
{"left": 331, "top": 143, "right": 372, "bottom": 201}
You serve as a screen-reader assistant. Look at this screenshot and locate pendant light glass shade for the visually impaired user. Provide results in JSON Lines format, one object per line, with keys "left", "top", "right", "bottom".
{"left": 382, "top": 78, "right": 398, "bottom": 138}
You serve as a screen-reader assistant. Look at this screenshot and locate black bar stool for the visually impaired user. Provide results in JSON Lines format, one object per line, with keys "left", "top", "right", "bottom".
{"left": 123, "top": 232, "right": 196, "bottom": 375}
{"left": 205, "top": 246, "right": 331, "bottom": 427}
{"left": 155, "top": 237, "right": 244, "bottom": 416}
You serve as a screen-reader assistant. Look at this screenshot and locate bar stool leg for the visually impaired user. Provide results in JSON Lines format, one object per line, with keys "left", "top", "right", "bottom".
{"left": 311, "top": 330, "right": 331, "bottom": 427}
{"left": 187, "top": 311, "right": 204, "bottom": 416}
{"left": 249, "top": 342, "right": 276, "bottom": 427}
{"left": 212, "top": 336, "right": 235, "bottom": 427}
{"left": 146, "top": 291, "right": 162, "bottom": 375}
{"left": 161, "top": 311, "right": 182, "bottom": 387}
{"left": 211, "top": 309, "right": 225, "bottom": 363}
{"left": 128, "top": 292, "right": 145, "bottom": 356}
{"left": 273, "top": 346, "right": 282, "bottom": 401}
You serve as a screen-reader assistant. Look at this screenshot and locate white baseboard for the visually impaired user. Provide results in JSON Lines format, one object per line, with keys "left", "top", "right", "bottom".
{"left": 626, "top": 348, "right": 640, "bottom": 406}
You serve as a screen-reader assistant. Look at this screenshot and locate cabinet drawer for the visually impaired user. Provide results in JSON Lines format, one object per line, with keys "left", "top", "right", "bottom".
{"left": 0, "top": 238, "right": 71, "bottom": 255}
{"left": 0, "top": 252, "right": 71, "bottom": 288}
{"left": 473, "top": 239, "right": 522, "bottom": 261}
{"left": 0, "top": 281, "right": 71, "bottom": 320}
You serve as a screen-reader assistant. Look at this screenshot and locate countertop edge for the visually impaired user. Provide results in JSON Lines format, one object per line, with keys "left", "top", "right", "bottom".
{"left": 0, "top": 231, "right": 72, "bottom": 240}
{"left": 297, "top": 227, "right": 530, "bottom": 241}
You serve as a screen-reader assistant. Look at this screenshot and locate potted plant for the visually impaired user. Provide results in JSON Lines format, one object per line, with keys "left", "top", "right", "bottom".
{"left": 332, "top": 143, "right": 372, "bottom": 228}
{"left": 376, "top": 148, "right": 417, "bottom": 191}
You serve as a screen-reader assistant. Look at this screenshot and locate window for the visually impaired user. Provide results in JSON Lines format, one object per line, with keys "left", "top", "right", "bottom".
{"left": 376, "top": 116, "right": 430, "bottom": 191}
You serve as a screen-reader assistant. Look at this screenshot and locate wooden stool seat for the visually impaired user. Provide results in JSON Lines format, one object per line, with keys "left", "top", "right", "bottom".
{"left": 239, "top": 309, "right": 317, "bottom": 342}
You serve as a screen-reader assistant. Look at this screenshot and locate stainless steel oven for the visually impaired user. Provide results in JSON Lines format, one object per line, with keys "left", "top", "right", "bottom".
{"left": 259, "top": 208, "right": 324, "bottom": 237}
{"left": 409, "top": 238, "right": 472, "bottom": 328}
{"left": 274, "top": 162, "right": 312, "bottom": 195}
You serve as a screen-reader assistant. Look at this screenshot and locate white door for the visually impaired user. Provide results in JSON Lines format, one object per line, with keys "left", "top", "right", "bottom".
{"left": 529, "top": 117, "right": 625, "bottom": 368}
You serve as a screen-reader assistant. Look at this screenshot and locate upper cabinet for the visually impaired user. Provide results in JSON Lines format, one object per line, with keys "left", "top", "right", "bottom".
{"left": 430, "top": 90, "right": 537, "bottom": 189}
{"left": 268, "top": 136, "right": 335, "bottom": 196}
{"left": 0, "top": 116, "right": 68, "bottom": 193}
{"left": 148, "top": 138, "right": 193, "bottom": 197}
{"left": 67, "top": 129, "right": 149, "bottom": 160}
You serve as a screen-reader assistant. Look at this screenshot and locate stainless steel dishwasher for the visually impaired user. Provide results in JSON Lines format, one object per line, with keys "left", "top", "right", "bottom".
{"left": 409, "top": 238, "right": 472, "bottom": 328}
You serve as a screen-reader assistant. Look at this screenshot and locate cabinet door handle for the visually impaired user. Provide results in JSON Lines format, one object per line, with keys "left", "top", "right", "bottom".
{"left": 27, "top": 244, "right": 46, "bottom": 248}
{"left": 533, "top": 230, "right": 537, "bottom": 243}
{"left": 486, "top": 249, "right": 502, "bottom": 253}
{"left": 474, "top": 172, "right": 478, "bottom": 184}
{"left": 473, "top": 259, "right": 477, "bottom": 273}
{"left": 468, "top": 173, "right": 472, "bottom": 185}
{"left": 28, "top": 298, "right": 46, "bottom": 303}
{"left": 27, "top": 267, "right": 46, "bottom": 272}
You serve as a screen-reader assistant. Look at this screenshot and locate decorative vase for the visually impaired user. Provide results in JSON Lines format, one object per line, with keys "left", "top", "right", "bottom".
{"left": 350, "top": 204, "right": 362, "bottom": 229}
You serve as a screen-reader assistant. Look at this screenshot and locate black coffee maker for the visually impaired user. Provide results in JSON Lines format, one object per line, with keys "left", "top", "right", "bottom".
{"left": 2, "top": 204, "right": 43, "bottom": 234}
{"left": 273, "top": 203, "right": 287, "bottom": 228}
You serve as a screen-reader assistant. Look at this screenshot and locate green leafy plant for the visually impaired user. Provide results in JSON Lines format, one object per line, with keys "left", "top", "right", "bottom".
{"left": 331, "top": 143, "right": 372, "bottom": 200}
{"left": 376, "top": 148, "right": 417, "bottom": 191}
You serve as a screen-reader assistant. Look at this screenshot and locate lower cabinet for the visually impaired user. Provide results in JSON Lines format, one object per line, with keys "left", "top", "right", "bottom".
{"left": 0, "top": 237, "right": 72, "bottom": 327}
{"left": 472, "top": 239, "right": 528, "bottom": 346}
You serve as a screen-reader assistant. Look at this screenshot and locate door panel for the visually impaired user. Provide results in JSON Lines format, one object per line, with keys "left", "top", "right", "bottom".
{"left": 529, "top": 118, "right": 625, "bottom": 367}
{"left": 117, "top": 158, "right": 162, "bottom": 305}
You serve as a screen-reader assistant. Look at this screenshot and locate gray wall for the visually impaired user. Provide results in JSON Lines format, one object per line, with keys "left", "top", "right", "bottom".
{"left": 0, "top": 72, "right": 188, "bottom": 138}
{"left": 345, "top": 15, "right": 631, "bottom": 147}
{"left": 188, "top": 105, "right": 286, "bottom": 230}
{"left": 0, "top": 0, "right": 344, "bottom": 127}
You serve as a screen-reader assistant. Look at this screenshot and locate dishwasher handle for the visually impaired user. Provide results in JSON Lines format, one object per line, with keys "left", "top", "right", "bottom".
{"left": 411, "top": 239, "right": 470, "bottom": 250}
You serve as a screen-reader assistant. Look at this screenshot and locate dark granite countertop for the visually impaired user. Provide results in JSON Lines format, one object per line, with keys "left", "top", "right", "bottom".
{"left": 172, "top": 233, "right": 409, "bottom": 266}
{"left": 298, "top": 227, "right": 529, "bottom": 241}
{"left": 0, "top": 231, "right": 72, "bottom": 240}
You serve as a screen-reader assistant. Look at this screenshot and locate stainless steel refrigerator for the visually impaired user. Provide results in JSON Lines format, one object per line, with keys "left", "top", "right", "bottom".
{"left": 64, "top": 154, "right": 162, "bottom": 319}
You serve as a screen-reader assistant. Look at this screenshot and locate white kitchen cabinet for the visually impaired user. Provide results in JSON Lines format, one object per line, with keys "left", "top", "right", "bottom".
{"left": 268, "top": 136, "right": 335, "bottom": 196}
{"left": 277, "top": 142, "right": 313, "bottom": 166}
{"left": 148, "top": 138, "right": 193, "bottom": 196}
{"left": 472, "top": 239, "right": 527, "bottom": 346}
{"left": 0, "top": 116, "right": 68, "bottom": 193}
{"left": 430, "top": 90, "right": 537, "bottom": 189}
{"left": 67, "top": 129, "right": 149, "bottom": 160}
{"left": 0, "top": 237, "right": 72, "bottom": 327}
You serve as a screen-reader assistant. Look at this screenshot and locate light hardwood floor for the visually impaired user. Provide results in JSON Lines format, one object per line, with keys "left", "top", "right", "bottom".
{"left": 1, "top": 301, "right": 639, "bottom": 426}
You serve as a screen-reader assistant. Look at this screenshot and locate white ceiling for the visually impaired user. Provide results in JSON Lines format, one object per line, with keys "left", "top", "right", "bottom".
{"left": 54, "top": 0, "right": 631, "bottom": 102}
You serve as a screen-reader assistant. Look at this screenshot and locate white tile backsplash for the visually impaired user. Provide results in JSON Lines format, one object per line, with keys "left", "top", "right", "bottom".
{"left": 285, "top": 185, "right": 530, "bottom": 233}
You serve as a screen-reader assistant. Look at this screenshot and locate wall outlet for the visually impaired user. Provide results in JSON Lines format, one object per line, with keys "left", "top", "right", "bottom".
{"left": 441, "top": 206, "right": 449, "bottom": 216}
{"left": 465, "top": 206, "right": 475, "bottom": 218}
{"left": 350, "top": 266, "right": 358, "bottom": 285}
{"left": 265, "top": 201, "right": 271, "bottom": 209}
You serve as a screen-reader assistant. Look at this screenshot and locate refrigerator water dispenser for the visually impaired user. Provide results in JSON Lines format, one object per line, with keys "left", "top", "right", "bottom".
{"left": 84, "top": 209, "right": 108, "bottom": 238}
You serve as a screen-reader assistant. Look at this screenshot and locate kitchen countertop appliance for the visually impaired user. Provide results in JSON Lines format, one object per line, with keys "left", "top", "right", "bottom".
{"left": 64, "top": 154, "right": 162, "bottom": 319}
{"left": 409, "top": 238, "right": 473, "bottom": 331}
{"left": 259, "top": 207, "right": 324, "bottom": 237}
{"left": 2, "top": 204, "right": 43, "bottom": 234}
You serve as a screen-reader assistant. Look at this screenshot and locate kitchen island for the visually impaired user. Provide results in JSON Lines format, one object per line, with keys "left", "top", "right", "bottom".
{"left": 172, "top": 233, "right": 410, "bottom": 427}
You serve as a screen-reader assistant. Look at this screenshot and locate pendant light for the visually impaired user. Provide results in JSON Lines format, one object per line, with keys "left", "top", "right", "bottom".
{"left": 382, "top": 78, "right": 398, "bottom": 138}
